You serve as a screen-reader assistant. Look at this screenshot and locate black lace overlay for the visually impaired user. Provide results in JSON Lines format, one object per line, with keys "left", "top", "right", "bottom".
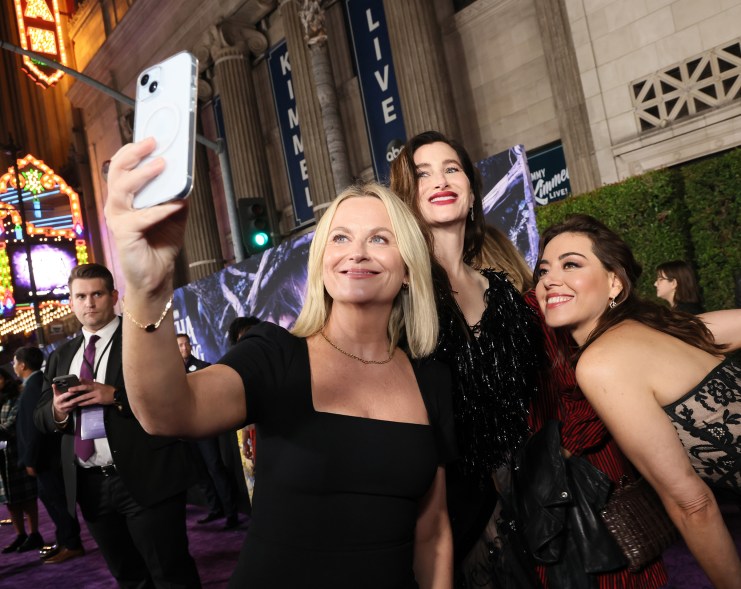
{"left": 663, "top": 358, "right": 741, "bottom": 494}
{"left": 434, "top": 269, "right": 541, "bottom": 482}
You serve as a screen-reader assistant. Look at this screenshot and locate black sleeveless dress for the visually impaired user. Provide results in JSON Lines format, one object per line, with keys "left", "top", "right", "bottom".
{"left": 219, "top": 322, "right": 456, "bottom": 588}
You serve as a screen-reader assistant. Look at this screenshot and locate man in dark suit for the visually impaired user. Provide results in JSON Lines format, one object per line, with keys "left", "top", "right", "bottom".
{"left": 14, "top": 345, "right": 83, "bottom": 561}
{"left": 177, "top": 333, "right": 239, "bottom": 529}
{"left": 34, "top": 264, "right": 200, "bottom": 587}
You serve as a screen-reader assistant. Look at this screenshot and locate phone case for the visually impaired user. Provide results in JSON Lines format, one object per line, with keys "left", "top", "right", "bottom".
{"left": 132, "top": 51, "right": 198, "bottom": 209}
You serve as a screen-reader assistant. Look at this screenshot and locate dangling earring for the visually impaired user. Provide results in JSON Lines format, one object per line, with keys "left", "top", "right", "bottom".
{"left": 401, "top": 282, "right": 409, "bottom": 291}
{"left": 609, "top": 297, "right": 618, "bottom": 309}
{"left": 469, "top": 207, "right": 474, "bottom": 221}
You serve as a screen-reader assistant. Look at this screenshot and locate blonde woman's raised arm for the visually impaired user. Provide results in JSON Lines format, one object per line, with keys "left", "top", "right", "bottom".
{"left": 104, "top": 139, "right": 247, "bottom": 438}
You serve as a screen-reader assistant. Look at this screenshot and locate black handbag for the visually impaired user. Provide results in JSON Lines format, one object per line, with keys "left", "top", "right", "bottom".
{"left": 600, "top": 476, "right": 679, "bottom": 572}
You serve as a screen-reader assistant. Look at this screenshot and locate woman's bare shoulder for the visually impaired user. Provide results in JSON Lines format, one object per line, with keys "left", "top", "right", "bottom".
{"left": 581, "top": 320, "right": 646, "bottom": 356}
{"left": 577, "top": 322, "right": 659, "bottom": 384}
{"left": 590, "top": 320, "right": 672, "bottom": 354}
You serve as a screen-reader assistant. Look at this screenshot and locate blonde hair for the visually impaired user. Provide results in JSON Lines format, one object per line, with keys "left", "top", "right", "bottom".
{"left": 476, "top": 226, "right": 534, "bottom": 292}
{"left": 292, "top": 183, "right": 439, "bottom": 358}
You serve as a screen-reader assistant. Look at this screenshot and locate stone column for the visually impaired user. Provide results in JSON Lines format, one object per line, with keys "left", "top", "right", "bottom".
{"left": 183, "top": 122, "right": 224, "bottom": 281}
{"left": 299, "top": 0, "right": 352, "bottom": 194}
{"left": 281, "top": 0, "right": 335, "bottom": 221}
{"left": 382, "top": 0, "right": 460, "bottom": 139}
{"left": 534, "top": 0, "right": 601, "bottom": 195}
{"left": 208, "top": 23, "right": 273, "bottom": 203}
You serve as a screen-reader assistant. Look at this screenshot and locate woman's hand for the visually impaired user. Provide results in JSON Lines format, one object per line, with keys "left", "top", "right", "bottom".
{"left": 103, "top": 138, "right": 188, "bottom": 296}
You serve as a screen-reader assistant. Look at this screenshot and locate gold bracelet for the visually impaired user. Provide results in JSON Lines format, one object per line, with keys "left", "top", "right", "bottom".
{"left": 123, "top": 295, "right": 174, "bottom": 332}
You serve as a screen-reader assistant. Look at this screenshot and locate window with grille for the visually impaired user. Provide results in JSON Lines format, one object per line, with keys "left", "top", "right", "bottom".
{"left": 631, "top": 38, "right": 741, "bottom": 132}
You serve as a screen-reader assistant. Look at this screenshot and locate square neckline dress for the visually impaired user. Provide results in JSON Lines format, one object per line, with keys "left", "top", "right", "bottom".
{"left": 219, "top": 322, "right": 456, "bottom": 589}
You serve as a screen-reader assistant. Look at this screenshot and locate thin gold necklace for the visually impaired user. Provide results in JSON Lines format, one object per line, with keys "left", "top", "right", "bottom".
{"left": 320, "top": 330, "right": 395, "bottom": 365}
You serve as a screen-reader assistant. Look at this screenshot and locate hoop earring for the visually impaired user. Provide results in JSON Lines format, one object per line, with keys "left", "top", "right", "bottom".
{"left": 609, "top": 297, "right": 618, "bottom": 309}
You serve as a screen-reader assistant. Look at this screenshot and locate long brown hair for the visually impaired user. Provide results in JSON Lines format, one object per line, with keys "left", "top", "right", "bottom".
{"left": 477, "top": 225, "right": 534, "bottom": 292}
{"left": 389, "top": 131, "right": 485, "bottom": 265}
{"left": 537, "top": 214, "right": 724, "bottom": 355}
{"left": 656, "top": 260, "right": 703, "bottom": 307}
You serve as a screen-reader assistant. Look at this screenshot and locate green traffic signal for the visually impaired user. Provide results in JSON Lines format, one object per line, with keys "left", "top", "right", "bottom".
{"left": 252, "top": 232, "right": 269, "bottom": 247}
{"left": 238, "top": 197, "right": 273, "bottom": 255}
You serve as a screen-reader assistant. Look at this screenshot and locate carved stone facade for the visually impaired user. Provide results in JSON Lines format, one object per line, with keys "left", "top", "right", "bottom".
{"left": 383, "top": 0, "right": 460, "bottom": 139}
{"left": 206, "top": 24, "right": 272, "bottom": 204}
{"left": 20, "top": 0, "right": 740, "bottom": 287}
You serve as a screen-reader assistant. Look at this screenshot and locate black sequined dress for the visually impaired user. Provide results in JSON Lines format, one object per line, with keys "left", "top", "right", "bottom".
{"left": 433, "top": 269, "right": 540, "bottom": 574}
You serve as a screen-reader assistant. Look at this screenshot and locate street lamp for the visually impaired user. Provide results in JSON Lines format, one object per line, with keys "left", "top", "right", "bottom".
{"left": 1, "top": 135, "right": 45, "bottom": 345}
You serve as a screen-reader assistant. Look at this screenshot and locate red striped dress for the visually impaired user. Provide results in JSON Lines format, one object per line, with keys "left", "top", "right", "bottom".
{"left": 524, "top": 291, "right": 668, "bottom": 589}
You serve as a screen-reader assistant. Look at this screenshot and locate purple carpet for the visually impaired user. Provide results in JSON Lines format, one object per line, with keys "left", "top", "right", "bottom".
{"left": 1, "top": 498, "right": 739, "bottom": 587}
{"left": 0, "top": 503, "right": 246, "bottom": 588}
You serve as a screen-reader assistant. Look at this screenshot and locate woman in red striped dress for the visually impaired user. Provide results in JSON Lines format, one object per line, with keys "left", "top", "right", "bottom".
{"left": 525, "top": 289, "right": 668, "bottom": 589}
{"left": 533, "top": 214, "right": 741, "bottom": 588}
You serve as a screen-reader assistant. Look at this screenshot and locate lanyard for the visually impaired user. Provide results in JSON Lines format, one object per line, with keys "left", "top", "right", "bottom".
{"left": 80, "top": 335, "right": 115, "bottom": 381}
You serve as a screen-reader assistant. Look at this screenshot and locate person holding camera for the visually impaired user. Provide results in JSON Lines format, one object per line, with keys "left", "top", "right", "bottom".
{"left": 104, "top": 137, "right": 455, "bottom": 588}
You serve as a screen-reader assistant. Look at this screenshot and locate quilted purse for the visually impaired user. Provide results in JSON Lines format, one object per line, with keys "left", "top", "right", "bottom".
{"left": 600, "top": 476, "right": 679, "bottom": 572}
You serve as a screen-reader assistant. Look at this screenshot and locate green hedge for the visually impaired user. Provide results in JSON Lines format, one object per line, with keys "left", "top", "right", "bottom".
{"left": 535, "top": 169, "right": 692, "bottom": 301}
{"left": 534, "top": 148, "right": 741, "bottom": 310}
{"left": 681, "top": 149, "right": 741, "bottom": 311}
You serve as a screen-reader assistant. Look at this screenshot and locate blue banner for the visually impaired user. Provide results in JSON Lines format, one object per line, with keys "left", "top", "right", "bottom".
{"left": 345, "top": 0, "right": 406, "bottom": 181}
{"left": 267, "top": 40, "right": 314, "bottom": 226}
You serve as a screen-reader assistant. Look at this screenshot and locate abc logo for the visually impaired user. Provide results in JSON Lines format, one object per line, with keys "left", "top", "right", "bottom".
{"left": 385, "top": 139, "right": 404, "bottom": 162}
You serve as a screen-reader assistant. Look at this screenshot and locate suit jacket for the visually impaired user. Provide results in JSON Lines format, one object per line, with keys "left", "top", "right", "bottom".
{"left": 185, "top": 355, "right": 210, "bottom": 373}
{"left": 16, "top": 371, "right": 60, "bottom": 473}
{"left": 34, "top": 320, "right": 197, "bottom": 515}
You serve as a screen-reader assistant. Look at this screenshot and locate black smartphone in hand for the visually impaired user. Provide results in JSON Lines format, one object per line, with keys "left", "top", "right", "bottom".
{"left": 52, "top": 374, "right": 81, "bottom": 393}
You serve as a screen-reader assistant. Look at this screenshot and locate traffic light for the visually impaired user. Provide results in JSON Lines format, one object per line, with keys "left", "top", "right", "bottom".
{"left": 238, "top": 197, "right": 273, "bottom": 256}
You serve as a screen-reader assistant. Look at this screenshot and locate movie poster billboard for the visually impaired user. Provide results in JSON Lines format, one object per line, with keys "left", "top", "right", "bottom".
{"left": 477, "top": 144, "right": 539, "bottom": 268}
{"left": 173, "top": 144, "right": 539, "bottom": 363}
{"left": 172, "top": 231, "right": 313, "bottom": 363}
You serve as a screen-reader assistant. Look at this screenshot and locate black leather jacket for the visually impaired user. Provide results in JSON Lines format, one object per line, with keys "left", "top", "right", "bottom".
{"left": 509, "top": 421, "right": 626, "bottom": 588}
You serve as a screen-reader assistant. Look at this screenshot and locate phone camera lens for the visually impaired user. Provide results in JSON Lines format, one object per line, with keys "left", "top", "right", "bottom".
{"left": 149, "top": 81, "right": 158, "bottom": 93}
{"left": 140, "top": 74, "right": 149, "bottom": 86}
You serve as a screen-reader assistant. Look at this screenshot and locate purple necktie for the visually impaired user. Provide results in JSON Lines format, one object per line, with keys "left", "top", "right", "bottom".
{"left": 74, "top": 334, "right": 99, "bottom": 461}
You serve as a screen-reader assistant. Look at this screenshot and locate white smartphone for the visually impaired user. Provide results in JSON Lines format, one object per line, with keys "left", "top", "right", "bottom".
{"left": 132, "top": 51, "right": 198, "bottom": 209}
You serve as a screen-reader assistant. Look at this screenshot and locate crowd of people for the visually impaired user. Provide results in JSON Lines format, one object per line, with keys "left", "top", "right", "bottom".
{"left": 0, "top": 130, "right": 739, "bottom": 589}
{"left": 0, "top": 264, "right": 258, "bottom": 585}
